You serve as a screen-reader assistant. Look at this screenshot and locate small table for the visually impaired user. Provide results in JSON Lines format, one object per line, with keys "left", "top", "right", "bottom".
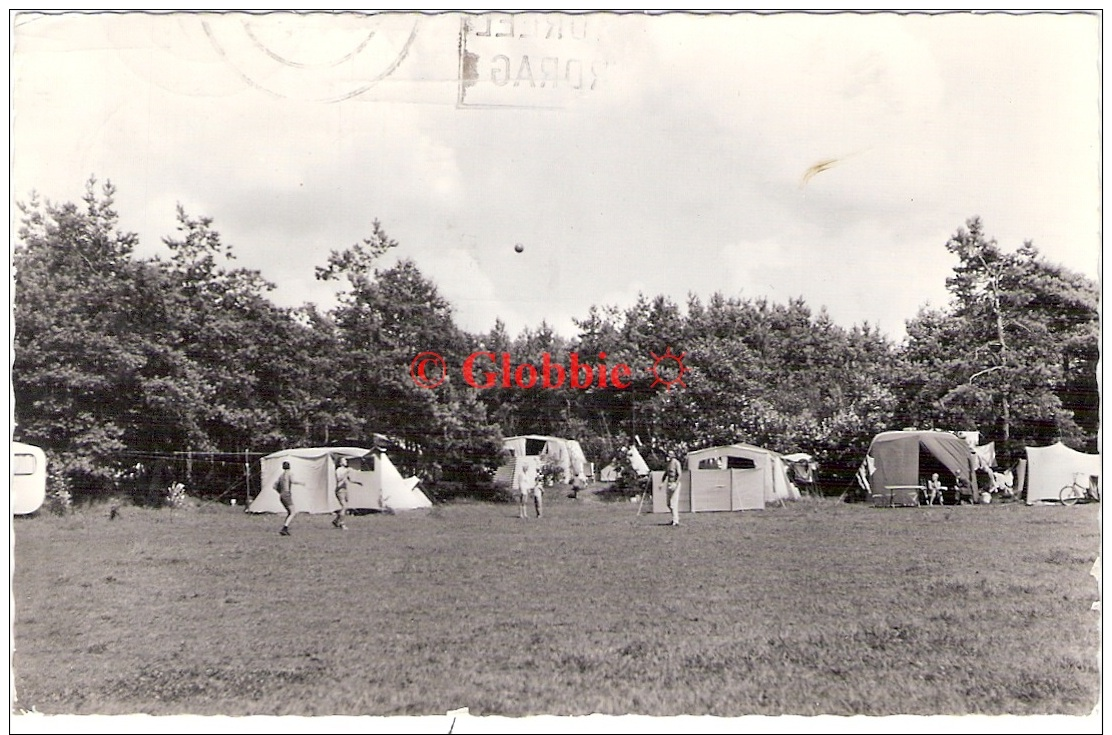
{"left": 878, "top": 485, "right": 924, "bottom": 507}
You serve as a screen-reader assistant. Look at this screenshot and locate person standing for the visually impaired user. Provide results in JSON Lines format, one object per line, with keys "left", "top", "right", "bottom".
{"left": 567, "top": 441, "right": 587, "bottom": 499}
{"left": 276, "top": 461, "right": 304, "bottom": 536}
{"left": 665, "top": 449, "right": 683, "bottom": 526}
{"left": 568, "top": 471, "right": 586, "bottom": 499}
{"left": 518, "top": 456, "right": 542, "bottom": 519}
{"left": 332, "top": 457, "right": 363, "bottom": 529}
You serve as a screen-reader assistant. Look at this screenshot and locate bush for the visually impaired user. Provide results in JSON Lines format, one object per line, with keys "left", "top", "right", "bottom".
{"left": 165, "top": 482, "right": 188, "bottom": 509}
{"left": 537, "top": 457, "right": 564, "bottom": 487}
{"left": 45, "top": 487, "right": 73, "bottom": 516}
{"left": 43, "top": 467, "right": 74, "bottom": 515}
{"left": 422, "top": 479, "right": 505, "bottom": 504}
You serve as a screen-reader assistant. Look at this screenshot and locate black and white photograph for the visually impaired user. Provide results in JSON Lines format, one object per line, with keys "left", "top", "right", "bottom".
{"left": 9, "top": 10, "right": 1102, "bottom": 734}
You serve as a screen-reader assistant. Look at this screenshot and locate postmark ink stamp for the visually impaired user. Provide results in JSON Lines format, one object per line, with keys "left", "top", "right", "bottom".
{"left": 458, "top": 12, "right": 611, "bottom": 109}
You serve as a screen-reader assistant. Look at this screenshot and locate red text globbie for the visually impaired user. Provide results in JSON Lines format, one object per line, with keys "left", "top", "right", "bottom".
{"left": 462, "top": 352, "right": 632, "bottom": 390}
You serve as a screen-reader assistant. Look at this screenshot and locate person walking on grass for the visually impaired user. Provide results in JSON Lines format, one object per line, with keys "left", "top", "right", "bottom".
{"left": 332, "top": 457, "right": 363, "bottom": 530}
{"left": 568, "top": 471, "right": 586, "bottom": 499}
{"left": 276, "top": 461, "right": 305, "bottom": 536}
{"left": 665, "top": 448, "right": 683, "bottom": 526}
{"left": 518, "top": 456, "right": 543, "bottom": 519}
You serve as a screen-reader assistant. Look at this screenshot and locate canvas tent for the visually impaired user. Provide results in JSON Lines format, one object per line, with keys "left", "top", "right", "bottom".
{"left": 494, "top": 435, "right": 588, "bottom": 488}
{"left": 652, "top": 443, "right": 802, "bottom": 514}
{"left": 861, "top": 430, "right": 979, "bottom": 504}
{"left": 1023, "top": 442, "right": 1101, "bottom": 505}
{"left": 248, "top": 446, "right": 430, "bottom": 514}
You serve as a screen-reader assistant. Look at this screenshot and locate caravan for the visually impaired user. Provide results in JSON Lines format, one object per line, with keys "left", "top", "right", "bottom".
{"left": 12, "top": 441, "right": 47, "bottom": 515}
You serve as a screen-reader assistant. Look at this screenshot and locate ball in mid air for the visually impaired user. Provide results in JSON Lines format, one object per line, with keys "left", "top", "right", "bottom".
{"left": 514, "top": 243, "right": 524, "bottom": 253}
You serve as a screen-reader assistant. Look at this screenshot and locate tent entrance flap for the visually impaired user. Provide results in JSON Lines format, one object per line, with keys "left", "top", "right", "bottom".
{"left": 918, "top": 447, "right": 954, "bottom": 484}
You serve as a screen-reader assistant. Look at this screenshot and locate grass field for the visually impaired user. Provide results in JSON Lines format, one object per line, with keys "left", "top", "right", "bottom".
{"left": 10, "top": 485, "right": 1102, "bottom": 728}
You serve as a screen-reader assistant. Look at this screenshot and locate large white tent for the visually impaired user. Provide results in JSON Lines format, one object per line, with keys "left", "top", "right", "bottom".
{"left": 1023, "top": 442, "right": 1101, "bottom": 505}
{"left": 248, "top": 446, "right": 430, "bottom": 514}
{"left": 494, "top": 434, "right": 588, "bottom": 488}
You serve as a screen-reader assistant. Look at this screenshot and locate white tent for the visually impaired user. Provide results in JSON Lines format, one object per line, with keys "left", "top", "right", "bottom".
{"left": 495, "top": 435, "right": 587, "bottom": 486}
{"left": 1024, "top": 442, "right": 1100, "bottom": 505}
{"left": 248, "top": 446, "right": 430, "bottom": 514}
{"left": 599, "top": 445, "right": 650, "bottom": 482}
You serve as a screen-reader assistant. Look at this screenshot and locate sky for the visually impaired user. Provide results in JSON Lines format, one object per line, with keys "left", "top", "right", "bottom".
{"left": 10, "top": 10, "right": 1103, "bottom": 347}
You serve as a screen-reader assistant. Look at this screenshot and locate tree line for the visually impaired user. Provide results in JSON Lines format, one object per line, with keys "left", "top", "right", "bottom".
{"left": 12, "top": 179, "right": 1099, "bottom": 503}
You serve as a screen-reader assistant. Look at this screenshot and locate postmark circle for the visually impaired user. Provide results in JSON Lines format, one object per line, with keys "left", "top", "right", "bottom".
{"left": 202, "top": 12, "right": 419, "bottom": 102}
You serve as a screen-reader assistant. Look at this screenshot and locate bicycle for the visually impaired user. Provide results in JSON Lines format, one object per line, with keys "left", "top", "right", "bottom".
{"left": 1059, "top": 473, "right": 1100, "bottom": 506}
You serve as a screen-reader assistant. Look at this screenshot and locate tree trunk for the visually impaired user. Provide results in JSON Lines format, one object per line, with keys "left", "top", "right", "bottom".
{"left": 987, "top": 263, "right": 1011, "bottom": 442}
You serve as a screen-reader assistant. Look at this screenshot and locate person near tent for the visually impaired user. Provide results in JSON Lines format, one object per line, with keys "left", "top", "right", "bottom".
{"left": 665, "top": 448, "right": 683, "bottom": 526}
{"left": 953, "top": 473, "right": 973, "bottom": 504}
{"left": 567, "top": 440, "right": 587, "bottom": 499}
{"left": 332, "top": 457, "right": 364, "bottom": 530}
{"left": 992, "top": 468, "right": 1015, "bottom": 498}
{"left": 925, "top": 473, "right": 944, "bottom": 506}
{"left": 568, "top": 472, "right": 586, "bottom": 499}
{"left": 276, "top": 461, "right": 306, "bottom": 536}
{"left": 519, "top": 456, "right": 542, "bottom": 519}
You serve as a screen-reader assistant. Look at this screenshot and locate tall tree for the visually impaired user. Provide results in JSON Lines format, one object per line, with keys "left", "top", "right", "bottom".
{"left": 317, "top": 228, "right": 503, "bottom": 486}
{"left": 13, "top": 179, "right": 208, "bottom": 495}
{"left": 156, "top": 206, "right": 319, "bottom": 454}
{"left": 899, "top": 217, "right": 1099, "bottom": 456}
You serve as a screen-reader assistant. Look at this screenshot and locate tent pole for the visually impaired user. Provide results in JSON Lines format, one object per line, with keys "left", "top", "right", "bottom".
{"left": 244, "top": 449, "right": 252, "bottom": 507}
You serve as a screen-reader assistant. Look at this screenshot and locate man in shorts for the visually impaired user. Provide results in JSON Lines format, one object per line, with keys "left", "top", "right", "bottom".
{"left": 665, "top": 449, "right": 683, "bottom": 526}
{"left": 517, "top": 456, "right": 542, "bottom": 519}
{"left": 332, "top": 457, "right": 363, "bottom": 529}
{"left": 275, "top": 461, "right": 304, "bottom": 536}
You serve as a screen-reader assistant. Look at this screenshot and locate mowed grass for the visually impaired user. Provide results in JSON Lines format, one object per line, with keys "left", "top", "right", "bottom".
{"left": 10, "top": 488, "right": 1102, "bottom": 718}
